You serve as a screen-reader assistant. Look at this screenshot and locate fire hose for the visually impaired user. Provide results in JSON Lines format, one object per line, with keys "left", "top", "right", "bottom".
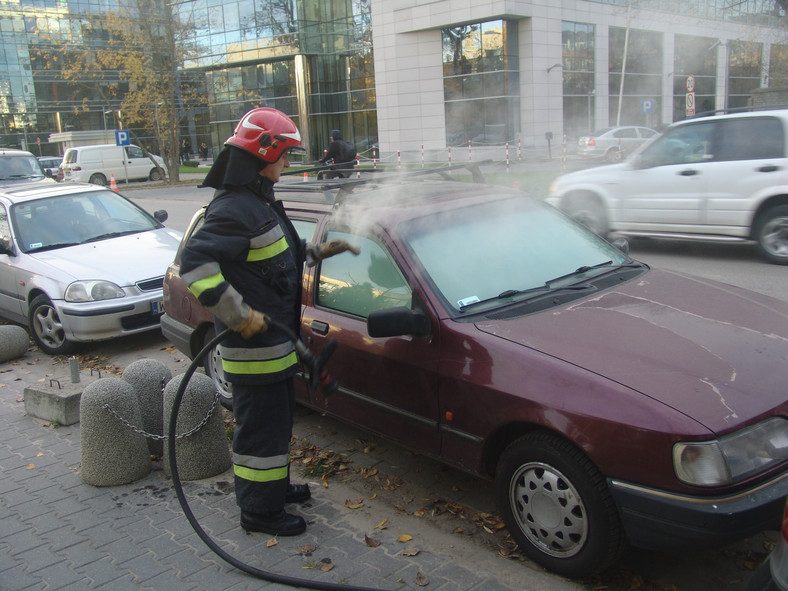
{"left": 166, "top": 319, "right": 387, "bottom": 591}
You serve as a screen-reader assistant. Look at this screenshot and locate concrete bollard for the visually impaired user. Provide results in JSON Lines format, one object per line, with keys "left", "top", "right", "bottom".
{"left": 80, "top": 377, "right": 150, "bottom": 486}
{"left": 121, "top": 359, "right": 172, "bottom": 457}
{"left": 163, "top": 372, "right": 231, "bottom": 481}
{"left": 0, "top": 325, "right": 30, "bottom": 362}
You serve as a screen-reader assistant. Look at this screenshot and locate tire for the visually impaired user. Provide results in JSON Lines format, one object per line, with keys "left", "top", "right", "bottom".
{"left": 202, "top": 326, "right": 233, "bottom": 411}
{"left": 564, "top": 192, "right": 609, "bottom": 237}
{"left": 495, "top": 432, "right": 625, "bottom": 579}
{"left": 88, "top": 173, "right": 107, "bottom": 186}
{"left": 28, "top": 294, "right": 76, "bottom": 356}
{"left": 755, "top": 205, "right": 788, "bottom": 265}
{"left": 149, "top": 168, "right": 164, "bottom": 182}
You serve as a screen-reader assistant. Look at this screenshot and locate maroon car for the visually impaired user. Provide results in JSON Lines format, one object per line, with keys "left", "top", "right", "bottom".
{"left": 161, "top": 173, "right": 788, "bottom": 579}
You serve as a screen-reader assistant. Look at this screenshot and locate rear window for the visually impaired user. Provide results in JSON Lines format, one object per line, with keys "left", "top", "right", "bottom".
{"left": 64, "top": 150, "right": 78, "bottom": 164}
{"left": 714, "top": 117, "right": 785, "bottom": 161}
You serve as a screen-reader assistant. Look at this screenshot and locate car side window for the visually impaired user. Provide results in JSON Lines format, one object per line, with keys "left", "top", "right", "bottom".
{"left": 614, "top": 128, "right": 637, "bottom": 139}
{"left": 714, "top": 117, "right": 784, "bottom": 161}
{"left": 638, "top": 121, "right": 715, "bottom": 168}
{"left": 126, "top": 146, "right": 145, "bottom": 159}
{"left": 317, "top": 231, "right": 412, "bottom": 318}
{"left": 0, "top": 205, "right": 10, "bottom": 245}
{"left": 291, "top": 218, "right": 317, "bottom": 241}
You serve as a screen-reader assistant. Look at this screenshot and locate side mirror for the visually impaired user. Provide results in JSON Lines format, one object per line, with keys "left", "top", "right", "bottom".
{"left": 610, "top": 237, "right": 629, "bottom": 254}
{"left": 153, "top": 210, "right": 169, "bottom": 223}
{"left": 0, "top": 235, "right": 15, "bottom": 255}
{"left": 367, "top": 307, "right": 430, "bottom": 338}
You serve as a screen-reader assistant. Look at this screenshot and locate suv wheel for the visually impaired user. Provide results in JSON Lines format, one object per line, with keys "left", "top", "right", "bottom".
{"left": 28, "top": 294, "right": 76, "bottom": 355}
{"left": 564, "top": 193, "right": 609, "bottom": 237}
{"left": 495, "top": 432, "right": 625, "bottom": 579}
{"left": 755, "top": 205, "right": 788, "bottom": 265}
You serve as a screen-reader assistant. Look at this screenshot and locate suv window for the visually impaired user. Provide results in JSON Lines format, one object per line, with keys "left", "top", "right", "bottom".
{"left": 715, "top": 117, "right": 784, "bottom": 161}
{"left": 639, "top": 121, "right": 715, "bottom": 168}
{"left": 317, "top": 231, "right": 412, "bottom": 318}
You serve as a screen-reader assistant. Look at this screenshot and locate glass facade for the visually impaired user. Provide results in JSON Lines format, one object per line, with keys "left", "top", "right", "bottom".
{"left": 441, "top": 19, "right": 520, "bottom": 146}
{"left": 672, "top": 35, "right": 718, "bottom": 121}
{"left": 562, "top": 21, "right": 595, "bottom": 137}
{"left": 608, "top": 27, "right": 663, "bottom": 128}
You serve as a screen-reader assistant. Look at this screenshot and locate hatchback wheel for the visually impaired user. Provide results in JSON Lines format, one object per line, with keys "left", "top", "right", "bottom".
{"left": 495, "top": 432, "right": 625, "bottom": 579}
{"left": 28, "top": 294, "right": 76, "bottom": 356}
{"left": 202, "top": 326, "right": 233, "bottom": 411}
{"left": 755, "top": 205, "right": 788, "bottom": 265}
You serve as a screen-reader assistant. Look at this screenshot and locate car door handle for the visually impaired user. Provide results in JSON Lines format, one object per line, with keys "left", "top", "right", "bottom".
{"left": 311, "top": 320, "right": 329, "bottom": 335}
{"left": 679, "top": 169, "right": 699, "bottom": 176}
{"left": 758, "top": 165, "right": 779, "bottom": 172}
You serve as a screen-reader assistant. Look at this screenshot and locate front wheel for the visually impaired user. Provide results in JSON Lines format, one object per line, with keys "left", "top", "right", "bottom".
{"left": 149, "top": 168, "right": 164, "bottom": 182}
{"left": 202, "top": 326, "right": 233, "bottom": 411}
{"left": 495, "top": 432, "right": 625, "bottom": 579}
{"left": 755, "top": 205, "right": 788, "bottom": 265}
{"left": 28, "top": 294, "right": 77, "bottom": 356}
{"left": 564, "top": 193, "right": 609, "bottom": 237}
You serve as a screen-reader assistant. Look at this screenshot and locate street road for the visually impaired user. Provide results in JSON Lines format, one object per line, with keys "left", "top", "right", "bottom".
{"left": 125, "top": 182, "right": 787, "bottom": 302}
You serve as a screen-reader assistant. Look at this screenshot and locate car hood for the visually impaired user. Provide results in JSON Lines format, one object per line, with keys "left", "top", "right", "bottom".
{"left": 554, "top": 162, "right": 628, "bottom": 185}
{"left": 28, "top": 229, "right": 181, "bottom": 285}
{"left": 475, "top": 268, "right": 788, "bottom": 435}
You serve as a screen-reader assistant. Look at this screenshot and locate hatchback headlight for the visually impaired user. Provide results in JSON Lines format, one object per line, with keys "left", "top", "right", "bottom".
{"left": 65, "top": 280, "right": 125, "bottom": 302}
{"left": 674, "top": 418, "right": 788, "bottom": 486}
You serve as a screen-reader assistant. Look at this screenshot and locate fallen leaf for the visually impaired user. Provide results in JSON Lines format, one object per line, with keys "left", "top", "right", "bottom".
{"left": 363, "top": 468, "right": 378, "bottom": 479}
{"left": 397, "top": 534, "right": 413, "bottom": 543}
{"left": 374, "top": 519, "right": 388, "bottom": 529}
{"left": 345, "top": 498, "right": 364, "bottom": 509}
{"left": 399, "top": 547, "right": 420, "bottom": 556}
{"left": 266, "top": 538, "right": 278, "bottom": 547}
{"left": 415, "top": 572, "right": 429, "bottom": 586}
{"left": 298, "top": 544, "right": 316, "bottom": 555}
{"left": 370, "top": 493, "right": 377, "bottom": 500}
{"left": 413, "top": 510, "right": 425, "bottom": 518}
{"left": 394, "top": 504, "right": 405, "bottom": 512}
{"left": 453, "top": 527, "right": 464, "bottom": 534}
{"left": 25, "top": 464, "right": 35, "bottom": 469}
{"left": 364, "top": 534, "right": 381, "bottom": 547}
{"left": 320, "top": 561, "right": 334, "bottom": 572}
{"left": 37, "top": 452, "right": 43, "bottom": 457}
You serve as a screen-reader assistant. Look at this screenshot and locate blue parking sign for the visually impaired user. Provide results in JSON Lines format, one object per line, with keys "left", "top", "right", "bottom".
{"left": 641, "top": 99, "right": 655, "bottom": 114}
{"left": 115, "top": 130, "right": 130, "bottom": 146}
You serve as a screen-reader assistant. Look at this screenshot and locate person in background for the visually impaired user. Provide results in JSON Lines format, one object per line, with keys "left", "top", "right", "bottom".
{"left": 318, "top": 129, "right": 356, "bottom": 179}
{"left": 178, "top": 108, "right": 359, "bottom": 536}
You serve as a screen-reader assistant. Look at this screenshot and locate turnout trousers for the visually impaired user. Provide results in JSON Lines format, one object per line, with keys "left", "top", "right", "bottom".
{"left": 231, "top": 379, "right": 296, "bottom": 514}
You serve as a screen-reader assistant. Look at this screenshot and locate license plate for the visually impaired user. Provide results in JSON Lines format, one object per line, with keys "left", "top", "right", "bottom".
{"left": 151, "top": 300, "right": 164, "bottom": 315}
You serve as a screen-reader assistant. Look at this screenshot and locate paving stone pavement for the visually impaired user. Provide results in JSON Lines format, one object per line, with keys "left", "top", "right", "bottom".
{"left": 0, "top": 343, "right": 581, "bottom": 591}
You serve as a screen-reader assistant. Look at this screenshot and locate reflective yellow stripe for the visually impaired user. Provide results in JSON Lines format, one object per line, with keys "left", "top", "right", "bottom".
{"left": 247, "top": 237, "right": 288, "bottom": 262}
{"left": 222, "top": 351, "right": 298, "bottom": 375}
{"left": 234, "top": 464, "right": 288, "bottom": 483}
{"left": 189, "top": 272, "right": 224, "bottom": 298}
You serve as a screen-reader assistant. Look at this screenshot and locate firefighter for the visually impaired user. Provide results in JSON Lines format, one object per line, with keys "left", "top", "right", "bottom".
{"left": 179, "top": 107, "right": 359, "bottom": 536}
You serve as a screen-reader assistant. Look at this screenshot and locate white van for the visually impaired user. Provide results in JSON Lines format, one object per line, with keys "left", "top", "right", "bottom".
{"left": 61, "top": 144, "right": 167, "bottom": 186}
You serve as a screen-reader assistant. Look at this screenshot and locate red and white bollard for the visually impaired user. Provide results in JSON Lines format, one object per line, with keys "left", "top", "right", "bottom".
{"left": 468, "top": 140, "right": 472, "bottom": 161}
{"left": 448, "top": 146, "right": 452, "bottom": 164}
{"left": 397, "top": 150, "right": 401, "bottom": 169}
{"left": 373, "top": 147, "right": 377, "bottom": 169}
{"left": 421, "top": 144, "right": 425, "bottom": 168}
{"left": 518, "top": 137, "right": 522, "bottom": 161}
{"left": 506, "top": 143, "right": 510, "bottom": 173}
{"left": 356, "top": 154, "right": 361, "bottom": 179}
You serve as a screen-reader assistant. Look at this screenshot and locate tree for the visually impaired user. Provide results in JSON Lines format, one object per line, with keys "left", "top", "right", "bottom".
{"left": 32, "top": 0, "right": 204, "bottom": 183}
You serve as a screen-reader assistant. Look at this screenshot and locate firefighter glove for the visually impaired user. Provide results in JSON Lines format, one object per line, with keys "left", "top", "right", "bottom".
{"left": 319, "top": 239, "right": 361, "bottom": 260}
{"left": 237, "top": 309, "right": 269, "bottom": 339}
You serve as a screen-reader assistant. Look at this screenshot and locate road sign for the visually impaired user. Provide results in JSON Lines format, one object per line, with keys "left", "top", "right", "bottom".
{"left": 115, "top": 130, "right": 130, "bottom": 146}
{"left": 686, "top": 74, "right": 695, "bottom": 93}
{"left": 642, "top": 99, "right": 655, "bottom": 114}
{"left": 686, "top": 92, "right": 695, "bottom": 116}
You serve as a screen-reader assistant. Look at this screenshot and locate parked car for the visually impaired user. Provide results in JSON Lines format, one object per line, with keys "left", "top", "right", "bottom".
{"left": 37, "top": 156, "right": 63, "bottom": 180}
{"left": 0, "top": 149, "right": 51, "bottom": 186}
{"left": 548, "top": 109, "right": 788, "bottom": 265}
{"left": 61, "top": 144, "right": 167, "bottom": 186}
{"left": 576, "top": 125, "right": 659, "bottom": 162}
{"left": 162, "top": 169, "right": 788, "bottom": 580}
{"left": 0, "top": 181, "right": 181, "bottom": 354}
{"left": 746, "top": 496, "right": 788, "bottom": 591}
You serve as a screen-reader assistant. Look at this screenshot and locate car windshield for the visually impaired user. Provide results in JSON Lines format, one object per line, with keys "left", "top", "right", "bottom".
{"left": 11, "top": 189, "right": 161, "bottom": 253}
{"left": 399, "top": 197, "right": 631, "bottom": 314}
{"left": 0, "top": 155, "right": 45, "bottom": 181}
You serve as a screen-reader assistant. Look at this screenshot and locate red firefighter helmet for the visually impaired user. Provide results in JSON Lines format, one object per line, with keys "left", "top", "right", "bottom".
{"left": 225, "top": 107, "right": 304, "bottom": 163}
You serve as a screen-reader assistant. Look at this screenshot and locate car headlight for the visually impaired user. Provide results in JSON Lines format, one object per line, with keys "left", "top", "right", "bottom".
{"left": 674, "top": 418, "right": 788, "bottom": 486}
{"left": 65, "top": 281, "right": 125, "bottom": 302}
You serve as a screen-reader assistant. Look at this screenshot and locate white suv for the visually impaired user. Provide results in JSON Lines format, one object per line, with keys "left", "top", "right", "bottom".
{"left": 547, "top": 109, "right": 788, "bottom": 264}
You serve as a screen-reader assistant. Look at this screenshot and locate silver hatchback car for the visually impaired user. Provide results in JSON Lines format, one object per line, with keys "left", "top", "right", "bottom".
{"left": 0, "top": 181, "right": 181, "bottom": 354}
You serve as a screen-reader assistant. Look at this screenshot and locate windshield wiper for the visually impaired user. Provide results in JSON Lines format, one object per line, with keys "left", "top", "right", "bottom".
{"left": 84, "top": 229, "right": 142, "bottom": 242}
{"left": 27, "top": 242, "right": 82, "bottom": 253}
{"left": 546, "top": 260, "right": 613, "bottom": 286}
{"left": 459, "top": 283, "right": 594, "bottom": 312}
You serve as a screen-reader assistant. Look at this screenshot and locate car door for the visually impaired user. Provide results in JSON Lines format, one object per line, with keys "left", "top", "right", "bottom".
{"left": 612, "top": 120, "right": 715, "bottom": 231}
{"left": 300, "top": 227, "right": 442, "bottom": 455}
{"left": 699, "top": 116, "right": 787, "bottom": 235}
{"left": 122, "top": 145, "right": 152, "bottom": 181}
{"left": 0, "top": 202, "right": 25, "bottom": 319}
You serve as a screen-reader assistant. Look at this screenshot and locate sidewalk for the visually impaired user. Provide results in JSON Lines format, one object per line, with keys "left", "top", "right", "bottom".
{"left": 0, "top": 339, "right": 580, "bottom": 591}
